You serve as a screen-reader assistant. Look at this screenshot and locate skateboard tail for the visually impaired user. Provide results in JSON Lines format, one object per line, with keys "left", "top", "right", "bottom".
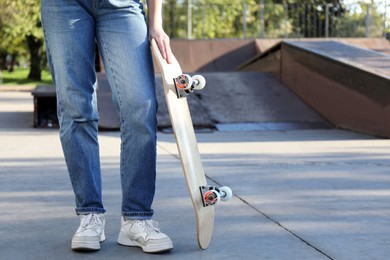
{"left": 196, "top": 206, "right": 214, "bottom": 249}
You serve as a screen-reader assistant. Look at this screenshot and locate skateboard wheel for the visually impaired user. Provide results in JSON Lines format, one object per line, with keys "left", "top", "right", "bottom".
{"left": 219, "top": 186, "right": 232, "bottom": 201}
{"left": 192, "top": 75, "right": 206, "bottom": 90}
{"left": 204, "top": 189, "right": 220, "bottom": 205}
{"left": 175, "top": 74, "right": 193, "bottom": 90}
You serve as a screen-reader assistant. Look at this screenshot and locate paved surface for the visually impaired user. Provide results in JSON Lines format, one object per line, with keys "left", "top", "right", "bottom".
{"left": 1, "top": 91, "right": 390, "bottom": 259}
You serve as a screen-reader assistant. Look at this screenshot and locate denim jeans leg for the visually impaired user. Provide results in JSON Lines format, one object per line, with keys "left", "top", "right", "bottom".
{"left": 41, "top": 0, "right": 105, "bottom": 215}
{"left": 96, "top": 1, "right": 157, "bottom": 219}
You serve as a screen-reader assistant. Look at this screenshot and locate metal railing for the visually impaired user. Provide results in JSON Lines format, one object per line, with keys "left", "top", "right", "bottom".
{"left": 145, "top": 0, "right": 390, "bottom": 39}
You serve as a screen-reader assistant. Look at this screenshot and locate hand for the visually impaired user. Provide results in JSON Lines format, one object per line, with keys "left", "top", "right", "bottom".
{"left": 149, "top": 27, "right": 173, "bottom": 64}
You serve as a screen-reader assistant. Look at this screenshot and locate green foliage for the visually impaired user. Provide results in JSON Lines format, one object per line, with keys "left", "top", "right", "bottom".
{"left": 160, "top": 0, "right": 387, "bottom": 39}
{"left": 331, "top": 1, "right": 386, "bottom": 37}
{"left": 0, "top": 0, "right": 43, "bottom": 55}
{"left": 0, "top": 0, "right": 44, "bottom": 80}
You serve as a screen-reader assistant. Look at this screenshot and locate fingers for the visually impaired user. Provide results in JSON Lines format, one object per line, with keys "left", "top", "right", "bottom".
{"left": 162, "top": 39, "right": 173, "bottom": 64}
{"left": 150, "top": 30, "right": 173, "bottom": 64}
{"left": 156, "top": 37, "right": 172, "bottom": 64}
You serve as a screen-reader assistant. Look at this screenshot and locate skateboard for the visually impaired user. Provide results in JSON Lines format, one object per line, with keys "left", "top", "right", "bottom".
{"left": 150, "top": 39, "right": 232, "bottom": 249}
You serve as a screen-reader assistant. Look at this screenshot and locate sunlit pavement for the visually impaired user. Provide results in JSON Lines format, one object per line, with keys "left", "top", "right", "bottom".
{"left": 1, "top": 91, "right": 390, "bottom": 259}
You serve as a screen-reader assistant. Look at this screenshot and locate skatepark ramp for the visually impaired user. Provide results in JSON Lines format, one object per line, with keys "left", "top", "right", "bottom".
{"left": 155, "top": 72, "right": 331, "bottom": 132}
{"left": 33, "top": 38, "right": 390, "bottom": 136}
{"left": 96, "top": 71, "right": 331, "bottom": 132}
{"left": 239, "top": 41, "right": 390, "bottom": 138}
{"left": 94, "top": 38, "right": 390, "bottom": 136}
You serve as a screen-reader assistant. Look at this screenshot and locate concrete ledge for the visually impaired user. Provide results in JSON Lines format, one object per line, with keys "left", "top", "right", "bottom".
{"left": 31, "top": 85, "right": 57, "bottom": 128}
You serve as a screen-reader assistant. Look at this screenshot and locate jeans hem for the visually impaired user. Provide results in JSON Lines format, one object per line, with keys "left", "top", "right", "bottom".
{"left": 76, "top": 207, "right": 106, "bottom": 215}
{"left": 122, "top": 211, "right": 154, "bottom": 220}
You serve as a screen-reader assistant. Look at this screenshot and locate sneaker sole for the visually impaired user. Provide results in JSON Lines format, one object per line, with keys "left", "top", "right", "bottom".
{"left": 117, "top": 232, "right": 173, "bottom": 253}
{"left": 72, "top": 233, "right": 105, "bottom": 251}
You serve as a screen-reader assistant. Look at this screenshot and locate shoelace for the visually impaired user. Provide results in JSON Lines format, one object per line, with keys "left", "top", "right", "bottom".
{"left": 134, "top": 220, "right": 160, "bottom": 233}
{"left": 81, "top": 214, "right": 103, "bottom": 230}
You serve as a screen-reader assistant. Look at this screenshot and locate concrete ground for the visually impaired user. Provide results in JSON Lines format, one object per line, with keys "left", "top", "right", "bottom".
{"left": 1, "top": 91, "right": 390, "bottom": 259}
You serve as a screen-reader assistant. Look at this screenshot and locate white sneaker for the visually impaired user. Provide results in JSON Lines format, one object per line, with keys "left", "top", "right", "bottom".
{"left": 71, "top": 213, "right": 106, "bottom": 251}
{"left": 117, "top": 217, "right": 173, "bottom": 253}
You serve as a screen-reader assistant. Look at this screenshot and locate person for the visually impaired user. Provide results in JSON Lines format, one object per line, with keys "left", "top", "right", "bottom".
{"left": 41, "top": 0, "right": 173, "bottom": 253}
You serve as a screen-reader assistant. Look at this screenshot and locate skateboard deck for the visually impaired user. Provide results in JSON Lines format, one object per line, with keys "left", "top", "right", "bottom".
{"left": 150, "top": 39, "right": 232, "bottom": 249}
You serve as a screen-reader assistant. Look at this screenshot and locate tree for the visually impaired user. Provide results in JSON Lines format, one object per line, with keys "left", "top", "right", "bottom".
{"left": 161, "top": 0, "right": 348, "bottom": 39}
{"left": 0, "top": 0, "right": 44, "bottom": 80}
{"left": 162, "top": 0, "right": 264, "bottom": 39}
{"left": 284, "top": 0, "right": 346, "bottom": 37}
{"left": 333, "top": 1, "right": 386, "bottom": 37}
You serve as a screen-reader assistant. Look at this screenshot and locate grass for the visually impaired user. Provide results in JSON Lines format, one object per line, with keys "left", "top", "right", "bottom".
{"left": 0, "top": 68, "right": 53, "bottom": 88}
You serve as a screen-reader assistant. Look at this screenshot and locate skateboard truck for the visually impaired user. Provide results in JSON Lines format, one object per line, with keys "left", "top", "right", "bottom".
{"left": 200, "top": 185, "right": 232, "bottom": 207}
{"left": 174, "top": 74, "right": 206, "bottom": 99}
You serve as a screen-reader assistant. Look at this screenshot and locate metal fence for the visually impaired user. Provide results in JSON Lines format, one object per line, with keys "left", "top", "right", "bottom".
{"left": 147, "top": 1, "right": 390, "bottom": 39}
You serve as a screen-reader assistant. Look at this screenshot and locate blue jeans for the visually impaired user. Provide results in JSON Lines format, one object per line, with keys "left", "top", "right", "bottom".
{"left": 41, "top": 0, "right": 157, "bottom": 219}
